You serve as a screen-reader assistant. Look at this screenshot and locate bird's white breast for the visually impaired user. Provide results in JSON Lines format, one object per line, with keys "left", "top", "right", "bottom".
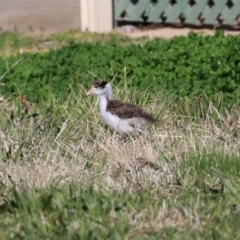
{"left": 99, "top": 95, "right": 135, "bottom": 134}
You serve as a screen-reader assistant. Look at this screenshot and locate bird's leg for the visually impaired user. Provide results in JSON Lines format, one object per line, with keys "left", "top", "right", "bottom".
{"left": 112, "top": 130, "right": 121, "bottom": 141}
{"left": 136, "top": 128, "right": 149, "bottom": 139}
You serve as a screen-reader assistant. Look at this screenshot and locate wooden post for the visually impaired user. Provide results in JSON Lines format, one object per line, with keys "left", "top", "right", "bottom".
{"left": 80, "top": 0, "right": 113, "bottom": 32}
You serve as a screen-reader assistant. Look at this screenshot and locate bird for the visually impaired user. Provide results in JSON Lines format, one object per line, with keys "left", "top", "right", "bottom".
{"left": 86, "top": 79, "right": 155, "bottom": 136}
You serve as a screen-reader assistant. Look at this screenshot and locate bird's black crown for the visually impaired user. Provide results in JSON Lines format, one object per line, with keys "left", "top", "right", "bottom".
{"left": 93, "top": 79, "right": 108, "bottom": 89}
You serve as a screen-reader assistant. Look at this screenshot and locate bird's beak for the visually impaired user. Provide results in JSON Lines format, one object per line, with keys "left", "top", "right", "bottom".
{"left": 86, "top": 87, "right": 96, "bottom": 96}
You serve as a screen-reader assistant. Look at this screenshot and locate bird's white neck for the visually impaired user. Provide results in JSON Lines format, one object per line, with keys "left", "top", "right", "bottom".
{"left": 105, "top": 83, "right": 113, "bottom": 99}
{"left": 99, "top": 94, "right": 108, "bottom": 115}
{"left": 98, "top": 83, "right": 113, "bottom": 114}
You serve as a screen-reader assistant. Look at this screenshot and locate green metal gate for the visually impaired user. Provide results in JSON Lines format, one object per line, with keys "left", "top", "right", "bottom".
{"left": 114, "top": 0, "right": 240, "bottom": 26}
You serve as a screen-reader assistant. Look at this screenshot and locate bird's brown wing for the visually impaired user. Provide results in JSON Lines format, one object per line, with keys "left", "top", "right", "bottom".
{"left": 106, "top": 99, "right": 154, "bottom": 122}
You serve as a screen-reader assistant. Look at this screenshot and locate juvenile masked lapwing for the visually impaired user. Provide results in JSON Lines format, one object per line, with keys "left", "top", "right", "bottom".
{"left": 87, "top": 80, "right": 155, "bottom": 136}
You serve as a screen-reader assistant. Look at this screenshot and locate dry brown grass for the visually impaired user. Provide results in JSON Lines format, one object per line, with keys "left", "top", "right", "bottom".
{"left": 0, "top": 89, "right": 239, "bottom": 195}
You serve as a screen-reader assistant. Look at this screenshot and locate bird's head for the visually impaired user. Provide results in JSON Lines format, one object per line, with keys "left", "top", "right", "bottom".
{"left": 87, "top": 79, "right": 112, "bottom": 97}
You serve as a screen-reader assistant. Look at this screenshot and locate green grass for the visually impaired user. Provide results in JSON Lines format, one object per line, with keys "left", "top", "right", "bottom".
{"left": 0, "top": 31, "right": 240, "bottom": 239}
{"left": 0, "top": 182, "right": 239, "bottom": 239}
{"left": 0, "top": 31, "right": 36, "bottom": 50}
{"left": 2, "top": 30, "right": 240, "bottom": 107}
{"left": 0, "top": 30, "right": 138, "bottom": 57}
{"left": 45, "top": 29, "right": 130, "bottom": 43}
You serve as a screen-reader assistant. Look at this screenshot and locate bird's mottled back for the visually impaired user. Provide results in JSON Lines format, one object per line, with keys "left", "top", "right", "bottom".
{"left": 107, "top": 99, "right": 155, "bottom": 122}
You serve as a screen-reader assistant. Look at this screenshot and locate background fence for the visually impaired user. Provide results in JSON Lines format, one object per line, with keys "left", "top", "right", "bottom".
{"left": 0, "top": 0, "right": 239, "bottom": 34}
{"left": 114, "top": 0, "right": 240, "bottom": 26}
{"left": 0, "top": 0, "right": 112, "bottom": 34}
{"left": 0, "top": 0, "right": 80, "bottom": 33}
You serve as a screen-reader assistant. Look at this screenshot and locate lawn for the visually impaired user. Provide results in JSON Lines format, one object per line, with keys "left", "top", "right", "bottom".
{"left": 0, "top": 31, "right": 240, "bottom": 239}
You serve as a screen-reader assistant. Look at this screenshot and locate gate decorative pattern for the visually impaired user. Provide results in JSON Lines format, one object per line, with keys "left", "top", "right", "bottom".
{"left": 115, "top": 0, "right": 240, "bottom": 25}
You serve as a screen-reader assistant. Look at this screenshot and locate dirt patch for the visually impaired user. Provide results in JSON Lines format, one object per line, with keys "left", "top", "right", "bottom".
{"left": 118, "top": 26, "right": 240, "bottom": 39}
